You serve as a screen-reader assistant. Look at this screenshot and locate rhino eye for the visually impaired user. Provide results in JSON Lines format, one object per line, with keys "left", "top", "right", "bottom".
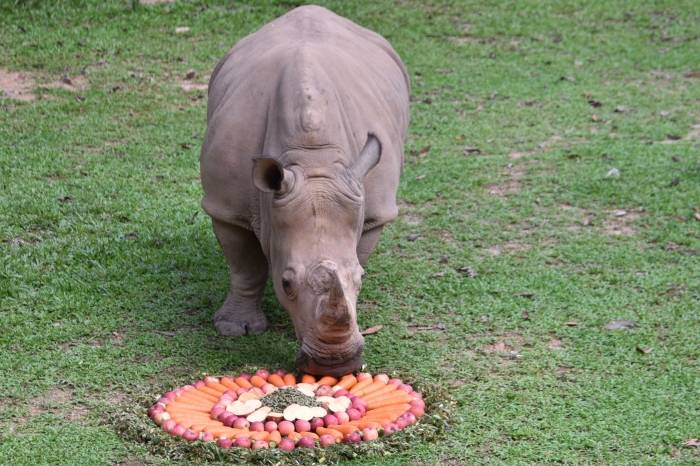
{"left": 281, "top": 270, "right": 296, "bottom": 299}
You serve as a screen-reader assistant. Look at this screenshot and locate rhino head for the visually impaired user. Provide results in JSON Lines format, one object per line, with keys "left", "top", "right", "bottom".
{"left": 251, "top": 135, "right": 381, "bottom": 377}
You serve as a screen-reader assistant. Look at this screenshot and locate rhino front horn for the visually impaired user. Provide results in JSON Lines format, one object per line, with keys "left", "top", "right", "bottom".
{"left": 322, "top": 270, "right": 351, "bottom": 326}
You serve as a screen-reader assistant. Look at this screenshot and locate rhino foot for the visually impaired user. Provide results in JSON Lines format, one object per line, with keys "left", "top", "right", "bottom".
{"left": 214, "top": 305, "right": 268, "bottom": 336}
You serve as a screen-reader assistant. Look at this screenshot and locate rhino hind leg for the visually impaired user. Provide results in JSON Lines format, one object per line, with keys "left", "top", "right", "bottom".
{"left": 211, "top": 219, "right": 269, "bottom": 336}
{"left": 357, "top": 225, "right": 384, "bottom": 266}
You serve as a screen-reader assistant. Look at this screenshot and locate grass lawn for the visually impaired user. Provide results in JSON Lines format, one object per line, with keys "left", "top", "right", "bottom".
{"left": 1, "top": 0, "right": 699, "bottom": 464}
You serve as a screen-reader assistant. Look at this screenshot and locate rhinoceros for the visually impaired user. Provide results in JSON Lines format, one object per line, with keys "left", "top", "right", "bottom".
{"left": 200, "top": 5, "right": 410, "bottom": 376}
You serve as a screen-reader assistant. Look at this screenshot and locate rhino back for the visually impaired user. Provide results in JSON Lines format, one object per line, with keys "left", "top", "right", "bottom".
{"left": 201, "top": 5, "right": 409, "bottom": 234}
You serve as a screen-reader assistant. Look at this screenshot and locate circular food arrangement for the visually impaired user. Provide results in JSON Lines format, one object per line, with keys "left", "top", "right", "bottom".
{"left": 148, "top": 369, "right": 425, "bottom": 450}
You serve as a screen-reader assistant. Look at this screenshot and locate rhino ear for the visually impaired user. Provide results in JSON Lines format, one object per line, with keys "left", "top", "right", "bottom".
{"left": 351, "top": 133, "right": 382, "bottom": 180}
{"left": 252, "top": 158, "right": 294, "bottom": 194}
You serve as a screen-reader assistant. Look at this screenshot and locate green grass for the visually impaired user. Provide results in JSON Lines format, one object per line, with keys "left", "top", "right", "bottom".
{"left": 1, "top": 0, "right": 699, "bottom": 464}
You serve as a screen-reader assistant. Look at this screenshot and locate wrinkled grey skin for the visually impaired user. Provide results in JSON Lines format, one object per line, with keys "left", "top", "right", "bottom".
{"left": 200, "top": 5, "right": 409, "bottom": 376}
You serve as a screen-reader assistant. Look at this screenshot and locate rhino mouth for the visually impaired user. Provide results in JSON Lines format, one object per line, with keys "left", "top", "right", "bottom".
{"left": 296, "top": 343, "right": 364, "bottom": 377}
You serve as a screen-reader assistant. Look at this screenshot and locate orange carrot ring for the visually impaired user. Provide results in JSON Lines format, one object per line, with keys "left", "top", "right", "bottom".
{"left": 250, "top": 375, "right": 267, "bottom": 388}
{"left": 234, "top": 377, "right": 253, "bottom": 389}
{"left": 316, "top": 375, "right": 338, "bottom": 386}
{"left": 267, "top": 374, "right": 285, "bottom": 387}
{"left": 220, "top": 377, "right": 240, "bottom": 391}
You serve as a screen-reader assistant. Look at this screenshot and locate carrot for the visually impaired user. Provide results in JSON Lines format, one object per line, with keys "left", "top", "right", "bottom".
{"left": 190, "top": 422, "right": 222, "bottom": 431}
{"left": 220, "top": 377, "right": 240, "bottom": 391}
{"left": 287, "top": 431, "right": 303, "bottom": 442}
{"left": 268, "top": 430, "right": 282, "bottom": 444}
{"left": 234, "top": 431, "right": 253, "bottom": 439}
{"left": 234, "top": 377, "right": 253, "bottom": 389}
{"left": 250, "top": 431, "right": 270, "bottom": 441}
{"left": 179, "top": 390, "right": 218, "bottom": 403}
{"left": 364, "top": 402, "right": 411, "bottom": 417}
{"left": 316, "top": 426, "right": 343, "bottom": 441}
{"left": 267, "top": 374, "right": 285, "bottom": 387}
{"left": 367, "top": 396, "right": 412, "bottom": 410}
{"left": 363, "top": 406, "right": 411, "bottom": 422}
{"left": 250, "top": 375, "right": 267, "bottom": 388}
{"left": 327, "top": 424, "right": 359, "bottom": 435}
{"left": 206, "top": 426, "right": 242, "bottom": 438}
{"left": 174, "top": 400, "right": 214, "bottom": 411}
{"left": 316, "top": 375, "right": 338, "bottom": 386}
{"left": 166, "top": 405, "right": 213, "bottom": 414}
{"left": 169, "top": 413, "right": 214, "bottom": 422}
{"left": 336, "top": 375, "right": 357, "bottom": 390}
{"left": 349, "top": 378, "right": 373, "bottom": 394}
{"left": 283, "top": 373, "right": 296, "bottom": 386}
{"left": 166, "top": 401, "right": 211, "bottom": 412}
{"left": 205, "top": 380, "right": 229, "bottom": 393}
{"left": 180, "top": 388, "right": 218, "bottom": 401}
{"left": 363, "top": 412, "right": 403, "bottom": 423}
{"left": 198, "top": 386, "right": 223, "bottom": 398}
{"left": 166, "top": 408, "right": 214, "bottom": 419}
{"left": 166, "top": 405, "right": 213, "bottom": 415}
{"left": 172, "top": 417, "right": 215, "bottom": 428}
{"left": 353, "top": 380, "right": 386, "bottom": 397}
{"left": 301, "top": 374, "right": 316, "bottom": 384}
{"left": 348, "top": 420, "right": 382, "bottom": 429}
{"left": 301, "top": 432, "right": 319, "bottom": 440}
{"left": 361, "top": 384, "right": 398, "bottom": 401}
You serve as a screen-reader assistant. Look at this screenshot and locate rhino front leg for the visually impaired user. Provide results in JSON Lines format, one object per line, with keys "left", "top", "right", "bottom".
{"left": 357, "top": 225, "right": 384, "bottom": 266}
{"left": 211, "top": 219, "right": 269, "bottom": 336}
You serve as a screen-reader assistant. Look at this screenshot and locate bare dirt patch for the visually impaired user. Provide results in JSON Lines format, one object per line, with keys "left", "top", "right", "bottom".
{"left": 180, "top": 81, "right": 208, "bottom": 92}
{"left": 480, "top": 333, "right": 527, "bottom": 360}
{"left": 485, "top": 240, "right": 531, "bottom": 256}
{"left": 487, "top": 164, "right": 526, "bottom": 196}
{"left": 602, "top": 209, "right": 643, "bottom": 236}
{"left": 0, "top": 68, "right": 36, "bottom": 101}
{"left": 562, "top": 205, "right": 644, "bottom": 236}
{"left": 548, "top": 337, "right": 564, "bottom": 350}
{"left": 30, "top": 386, "right": 89, "bottom": 421}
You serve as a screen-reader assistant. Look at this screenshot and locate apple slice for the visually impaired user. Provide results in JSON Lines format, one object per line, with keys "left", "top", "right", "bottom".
{"left": 332, "top": 396, "right": 351, "bottom": 410}
{"left": 294, "top": 406, "right": 314, "bottom": 421}
{"left": 246, "top": 406, "right": 272, "bottom": 423}
{"left": 238, "top": 389, "right": 263, "bottom": 402}
{"left": 283, "top": 403, "right": 302, "bottom": 421}
{"left": 295, "top": 385, "right": 316, "bottom": 397}
{"left": 282, "top": 404, "right": 315, "bottom": 421}
{"left": 228, "top": 399, "right": 262, "bottom": 416}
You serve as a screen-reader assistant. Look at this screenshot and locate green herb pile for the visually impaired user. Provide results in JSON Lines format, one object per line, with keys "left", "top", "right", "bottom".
{"left": 259, "top": 388, "right": 321, "bottom": 412}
